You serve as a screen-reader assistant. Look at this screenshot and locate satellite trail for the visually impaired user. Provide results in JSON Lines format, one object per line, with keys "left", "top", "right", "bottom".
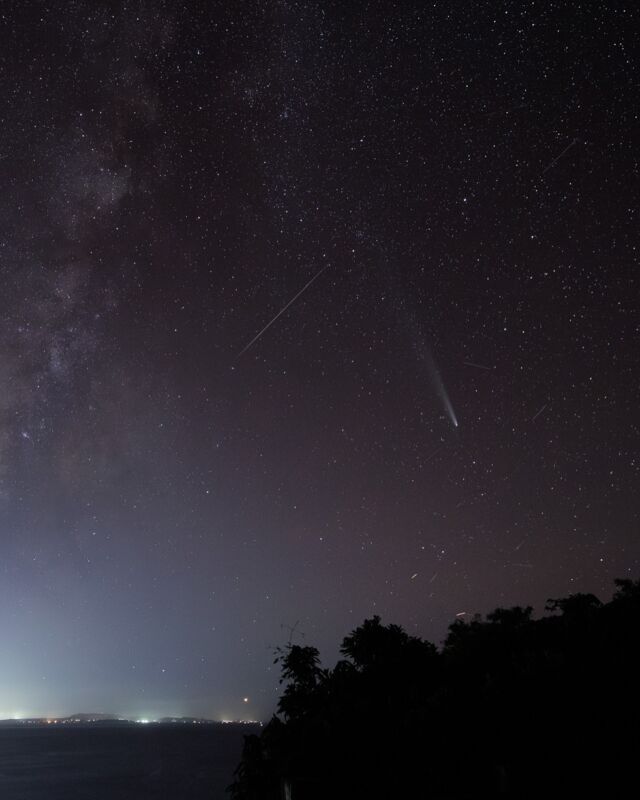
{"left": 463, "top": 360, "right": 492, "bottom": 371}
{"left": 531, "top": 403, "right": 548, "bottom": 422}
{"left": 426, "top": 350, "right": 458, "bottom": 428}
{"left": 238, "top": 265, "right": 329, "bottom": 357}
{"left": 541, "top": 137, "right": 579, "bottom": 176}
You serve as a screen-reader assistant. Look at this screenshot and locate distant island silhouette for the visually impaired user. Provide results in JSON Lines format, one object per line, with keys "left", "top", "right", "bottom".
{"left": 0, "top": 715, "right": 257, "bottom": 727}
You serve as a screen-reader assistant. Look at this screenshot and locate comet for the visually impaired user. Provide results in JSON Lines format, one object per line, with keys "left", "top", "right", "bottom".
{"left": 426, "top": 350, "right": 459, "bottom": 428}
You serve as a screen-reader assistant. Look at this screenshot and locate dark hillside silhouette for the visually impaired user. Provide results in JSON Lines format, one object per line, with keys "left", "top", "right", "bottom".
{"left": 229, "top": 579, "right": 640, "bottom": 799}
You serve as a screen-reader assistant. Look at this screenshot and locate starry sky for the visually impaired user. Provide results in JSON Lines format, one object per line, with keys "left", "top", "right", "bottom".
{"left": 0, "top": 1, "right": 638, "bottom": 721}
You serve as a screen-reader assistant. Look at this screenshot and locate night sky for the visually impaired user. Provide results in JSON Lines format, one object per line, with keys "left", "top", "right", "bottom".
{"left": 0, "top": 2, "right": 638, "bottom": 721}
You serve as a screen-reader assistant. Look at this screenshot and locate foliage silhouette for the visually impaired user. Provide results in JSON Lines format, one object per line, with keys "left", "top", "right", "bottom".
{"left": 229, "top": 578, "right": 640, "bottom": 799}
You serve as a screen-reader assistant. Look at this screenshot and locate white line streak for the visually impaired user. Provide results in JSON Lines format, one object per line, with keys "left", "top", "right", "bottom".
{"left": 238, "top": 265, "right": 329, "bottom": 357}
{"left": 531, "top": 403, "right": 548, "bottom": 422}
{"left": 424, "top": 445, "right": 443, "bottom": 464}
{"left": 463, "top": 361, "right": 492, "bottom": 371}
{"left": 541, "top": 138, "right": 578, "bottom": 176}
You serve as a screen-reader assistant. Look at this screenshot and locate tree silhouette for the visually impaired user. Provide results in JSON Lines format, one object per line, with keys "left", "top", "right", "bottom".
{"left": 545, "top": 592, "right": 602, "bottom": 616}
{"left": 274, "top": 644, "right": 323, "bottom": 722}
{"left": 229, "top": 578, "right": 640, "bottom": 799}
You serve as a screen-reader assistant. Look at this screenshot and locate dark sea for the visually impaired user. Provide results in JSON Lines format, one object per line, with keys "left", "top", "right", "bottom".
{"left": 0, "top": 723, "right": 259, "bottom": 799}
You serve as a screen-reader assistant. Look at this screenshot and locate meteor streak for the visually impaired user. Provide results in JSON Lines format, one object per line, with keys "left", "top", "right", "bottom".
{"left": 531, "top": 403, "right": 548, "bottom": 422}
{"left": 463, "top": 361, "right": 492, "bottom": 371}
{"left": 238, "top": 265, "right": 329, "bottom": 357}
{"left": 541, "top": 137, "right": 579, "bottom": 176}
